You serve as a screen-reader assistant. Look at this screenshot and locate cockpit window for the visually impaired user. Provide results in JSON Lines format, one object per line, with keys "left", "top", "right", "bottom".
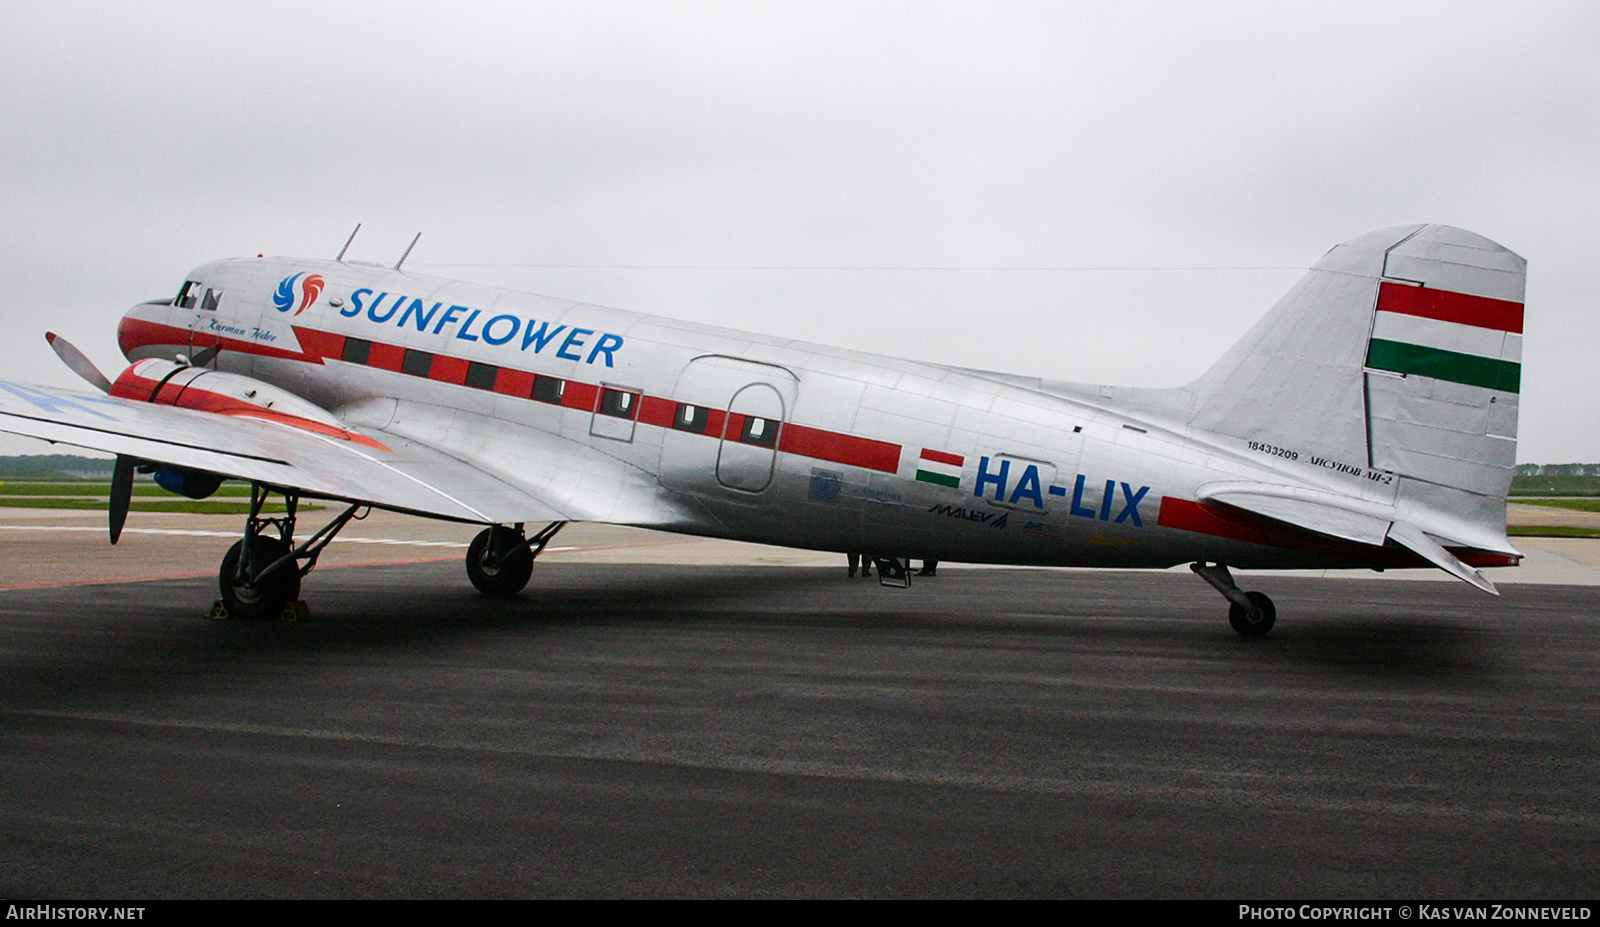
{"left": 174, "top": 280, "right": 204, "bottom": 309}
{"left": 200, "top": 288, "right": 221, "bottom": 311}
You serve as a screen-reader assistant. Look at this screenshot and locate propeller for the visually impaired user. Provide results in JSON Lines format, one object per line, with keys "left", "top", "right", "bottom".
{"left": 108, "top": 455, "right": 134, "bottom": 545}
{"left": 44, "top": 332, "right": 135, "bottom": 544}
{"left": 45, "top": 332, "right": 113, "bottom": 394}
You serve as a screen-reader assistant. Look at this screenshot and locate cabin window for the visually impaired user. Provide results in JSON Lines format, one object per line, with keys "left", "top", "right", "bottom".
{"left": 342, "top": 338, "right": 372, "bottom": 365}
{"left": 531, "top": 375, "right": 564, "bottom": 404}
{"left": 402, "top": 349, "right": 434, "bottom": 378}
{"left": 739, "top": 415, "right": 779, "bottom": 448}
{"left": 674, "top": 403, "right": 709, "bottom": 433}
{"left": 597, "top": 387, "right": 640, "bottom": 419}
{"left": 465, "top": 361, "right": 498, "bottom": 390}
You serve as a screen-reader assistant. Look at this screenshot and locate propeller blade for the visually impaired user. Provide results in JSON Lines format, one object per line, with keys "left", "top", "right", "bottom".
{"left": 109, "top": 454, "right": 134, "bottom": 545}
{"left": 45, "top": 332, "right": 113, "bottom": 394}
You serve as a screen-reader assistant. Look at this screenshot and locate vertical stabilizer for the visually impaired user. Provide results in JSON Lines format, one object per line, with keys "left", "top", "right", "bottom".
{"left": 1186, "top": 224, "right": 1525, "bottom": 557}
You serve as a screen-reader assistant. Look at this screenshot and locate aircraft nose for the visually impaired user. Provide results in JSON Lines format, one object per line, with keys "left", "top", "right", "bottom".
{"left": 118, "top": 298, "right": 183, "bottom": 362}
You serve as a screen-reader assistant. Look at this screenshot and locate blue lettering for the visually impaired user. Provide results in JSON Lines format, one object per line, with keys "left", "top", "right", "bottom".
{"left": 556, "top": 327, "right": 593, "bottom": 361}
{"left": 1098, "top": 479, "right": 1115, "bottom": 520}
{"left": 1069, "top": 474, "right": 1097, "bottom": 519}
{"left": 1114, "top": 483, "right": 1149, "bottom": 527}
{"left": 481, "top": 314, "right": 519, "bottom": 346}
{"left": 367, "top": 292, "right": 398, "bottom": 323}
{"left": 587, "top": 333, "right": 623, "bottom": 367}
{"left": 345, "top": 288, "right": 369, "bottom": 318}
{"left": 521, "top": 320, "right": 566, "bottom": 353}
{"left": 432, "top": 304, "right": 467, "bottom": 335}
{"left": 454, "top": 309, "right": 482, "bottom": 342}
{"left": 1008, "top": 464, "right": 1045, "bottom": 509}
{"left": 974, "top": 456, "right": 1009, "bottom": 501}
{"left": 400, "top": 299, "right": 439, "bottom": 332}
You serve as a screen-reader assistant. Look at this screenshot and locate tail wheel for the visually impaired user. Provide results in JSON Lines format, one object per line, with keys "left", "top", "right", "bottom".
{"left": 467, "top": 526, "right": 534, "bottom": 597}
{"left": 1228, "top": 591, "right": 1276, "bottom": 637}
{"left": 219, "top": 536, "right": 301, "bottom": 621}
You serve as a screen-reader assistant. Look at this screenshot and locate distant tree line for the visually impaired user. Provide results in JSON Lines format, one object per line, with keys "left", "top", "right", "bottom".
{"left": 1517, "top": 463, "right": 1600, "bottom": 476}
{"left": 0, "top": 454, "right": 115, "bottom": 479}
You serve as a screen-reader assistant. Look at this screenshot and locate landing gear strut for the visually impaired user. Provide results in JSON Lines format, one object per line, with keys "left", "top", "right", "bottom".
{"left": 1191, "top": 562, "right": 1276, "bottom": 637}
{"left": 218, "top": 484, "right": 363, "bottom": 620}
{"left": 466, "top": 521, "right": 565, "bottom": 597}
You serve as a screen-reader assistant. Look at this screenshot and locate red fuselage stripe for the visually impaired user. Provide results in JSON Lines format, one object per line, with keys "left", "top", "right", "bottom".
{"left": 1155, "top": 497, "right": 1518, "bottom": 566}
{"left": 118, "top": 317, "right": 326, "bottom": 364}
{"left": 119, "top": 318, "right": 904, "bottom": 473}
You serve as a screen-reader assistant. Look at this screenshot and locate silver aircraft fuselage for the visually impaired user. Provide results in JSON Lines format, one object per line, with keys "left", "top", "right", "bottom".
{"left": 113, "top": 254, "right": 1485, "bottom": 575}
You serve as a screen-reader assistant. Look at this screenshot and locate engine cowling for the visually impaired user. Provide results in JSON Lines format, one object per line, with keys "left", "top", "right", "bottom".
{"left": 107, "top": 359, "right": 382, "bottom": 499}
{"left": 110, "top": 358, "right": 348, "bottom": 427}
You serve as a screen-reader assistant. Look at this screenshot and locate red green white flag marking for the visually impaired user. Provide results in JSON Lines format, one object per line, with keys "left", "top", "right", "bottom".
{"left": 1365, "top": 281, "right": 1523, "bottom": 393}
{"left": 915, "top": 448, "right": 964, "bottom": 488}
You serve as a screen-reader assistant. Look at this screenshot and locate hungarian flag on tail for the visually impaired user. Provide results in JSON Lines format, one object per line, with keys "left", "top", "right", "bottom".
{"left": 1365, "top": 281, "right": 1523, "bottom": 393}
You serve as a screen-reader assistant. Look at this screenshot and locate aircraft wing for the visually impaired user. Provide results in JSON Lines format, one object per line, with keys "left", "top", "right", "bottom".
{"left": 0, "top": 378, "right": 570, "bottom": 524}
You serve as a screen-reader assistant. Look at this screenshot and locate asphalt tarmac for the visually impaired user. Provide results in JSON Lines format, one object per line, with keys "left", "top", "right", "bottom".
{"left": 0, "top": 510, "right": 1597, "bottom": 898}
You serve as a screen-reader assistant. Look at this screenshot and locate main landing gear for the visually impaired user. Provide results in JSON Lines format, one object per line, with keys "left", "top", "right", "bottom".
{"left": 1191, "top": 562, "right": 1276, "bottom": 637}
{"left": 215, "top": 487, "right": 568, "bottom": 617}
{"left": 219, "top": 485, "right": 365, "bottom": 620}
{"left": 466, "top": 521, "right": 566, "bottom": 597}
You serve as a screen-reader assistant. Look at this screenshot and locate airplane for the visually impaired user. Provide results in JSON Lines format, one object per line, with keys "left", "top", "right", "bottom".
{"left": 0, "top": 224, "right": 1526, "bottom": 636}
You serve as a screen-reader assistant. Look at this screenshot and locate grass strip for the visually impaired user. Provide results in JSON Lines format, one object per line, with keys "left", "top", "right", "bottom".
{"left": 1507, "top": 525, "right": 1600, "bottom": 538}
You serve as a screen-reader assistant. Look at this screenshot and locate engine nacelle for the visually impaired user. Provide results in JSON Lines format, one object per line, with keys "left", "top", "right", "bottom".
{"left": 110, "top": 358, "right": 347, "bottom": 427}
{"left": 106, "top": 360, "right": 384, "bottom": 497}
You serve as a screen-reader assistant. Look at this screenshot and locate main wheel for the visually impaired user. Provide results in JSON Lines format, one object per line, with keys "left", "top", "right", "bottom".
{"left": 466, "top": 526, "right": 534, "bottom": 597}
{"left": 1228, "top": 591, "right": 1276, "bottom": 637}
{"left": 219, "top": 536, "right": 301, "bottom": 621}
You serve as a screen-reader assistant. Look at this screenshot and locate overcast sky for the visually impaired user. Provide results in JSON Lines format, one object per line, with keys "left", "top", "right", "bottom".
{"left": 2, "top": 1, "right": 1596, "bottom": 462}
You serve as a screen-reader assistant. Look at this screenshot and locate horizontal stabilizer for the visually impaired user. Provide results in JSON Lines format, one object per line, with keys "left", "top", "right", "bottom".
{"left": 1199, "top": 480, "right": 1500, "bottom": 593}
{"left": 1198, "top": 481, "right": 1393, "bottom": 546}
{"left": 1387, "top": 521, "right": 1498, "bottom": 595}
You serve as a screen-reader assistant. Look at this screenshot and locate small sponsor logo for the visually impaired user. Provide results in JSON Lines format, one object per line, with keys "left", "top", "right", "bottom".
{"left": 273, "top": 272, "right": 325, "bottom": 316}
{"left": 809, "top": 468, "right": 843, "bottom": 501}
{"left": 1023, "top": 521, "right": 1061, "bottom": 540}
{"left": 927, "top": 504, "right": 1008, "bottom": 529}
{"left": 859, "top": 487, "right": 904, "bottom": 505}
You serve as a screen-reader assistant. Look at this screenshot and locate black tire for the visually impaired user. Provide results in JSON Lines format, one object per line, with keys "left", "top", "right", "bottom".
{"left": 466, "top": 526, "right": 533, "bottom": 597}
{"left": 1228, "top": 591, "right": 1276, "bottom": 637}
{"left": 219, "top": 536, "right": 301, "bottom": 621}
